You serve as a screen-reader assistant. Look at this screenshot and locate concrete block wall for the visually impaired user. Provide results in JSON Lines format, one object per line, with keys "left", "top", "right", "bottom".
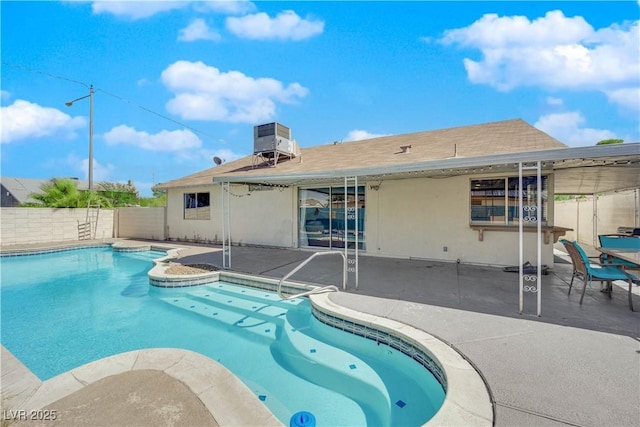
{"left": 0, "top": 208, "right": 114, "bottom": 246}
{"left": 116, "top": 207, "right": 166, "bottom": 240}
{"left": 554, "top": 189, "right": 639, "bottom": 245}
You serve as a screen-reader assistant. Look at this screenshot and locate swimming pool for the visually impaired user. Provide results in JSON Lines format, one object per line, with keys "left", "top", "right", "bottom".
{"left": 1, "top": 246, "right": 446, "bottom": 426}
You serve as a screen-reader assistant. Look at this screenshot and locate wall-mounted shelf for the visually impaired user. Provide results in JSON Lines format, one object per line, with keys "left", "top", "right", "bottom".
{"left": 469, "top": 225, "right": 572, "bottom": 244}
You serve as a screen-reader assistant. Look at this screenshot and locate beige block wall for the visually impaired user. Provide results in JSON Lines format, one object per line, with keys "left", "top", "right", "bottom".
{"left": 166, "top": 186, "right": 216, "bottom": 242}
{"left": 166, "top": 185, "right": 295, "bottom": 246}
{"left": 225, "top": 186, "right": 295, "bottom": 247}
{"left": 554, "top": 190, "right": 639, "bottom": 245}
{"left": 0, "top": 208, "right": 114, "bottom": 246}
{"left": 365, "top": 176, "right": 555, "bottom": 266}
{"left": 165, "top": 174, "right": 555, "bottom": 266}
{"left": 116, "top": 207, "right": 166, "bottom": 240}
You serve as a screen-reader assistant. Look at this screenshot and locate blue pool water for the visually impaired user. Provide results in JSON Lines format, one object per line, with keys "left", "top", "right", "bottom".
{"left": 1, "top": 247, "right": 445, "bottom": 426}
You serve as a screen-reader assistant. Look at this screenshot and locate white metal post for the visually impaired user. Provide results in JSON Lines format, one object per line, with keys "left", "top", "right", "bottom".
{"left": 593, "top": 193, "right": 598, "bottom": 247}
{"left": 221, "top": 182, "right": 231, "bottom": 269}
{"left": 344, "top": 176, "right": 359, "bottom": 290}
{"left": 519, "top": 163, "right": 524, "bottom": 314}
{"left": 344, "top": 178, "right": 347, "bottom": 279}
{"left": 536, "top": 162, "right": 542, "bottom": 316}
{"left": 355, "top": 177, "right": 359, "bottom": 290}
{"left": 636, "top": 189, "right": 640, "bottom": 228}
{"left": 519, "top": 161, "right": 542, "bottom": 316}
{"left": 350, "top": 176, "right": 358, "bottom": 290}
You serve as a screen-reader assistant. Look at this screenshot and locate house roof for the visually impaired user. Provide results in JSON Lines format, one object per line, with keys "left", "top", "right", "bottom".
{"left": 156, "top": 118, "right": 567, "bottom": 190}
{"left": 0, "top": 177, "right": 89, "bottom": 205}
{"left": 1, "top": 177, "right": 44, "bottom": 205}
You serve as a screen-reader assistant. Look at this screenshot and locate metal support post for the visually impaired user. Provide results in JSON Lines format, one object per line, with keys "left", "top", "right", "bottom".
{"left": 221, "top": 182, "right": 231, "bottom": 269}
{"left": 593, "top": 193, "right": 598, "bottom": 247}
{"left": 344, "top": 176, "right": 359, "bottom": 290}
{"left": 518, "top": 161, "right": 542, "bottom": 316}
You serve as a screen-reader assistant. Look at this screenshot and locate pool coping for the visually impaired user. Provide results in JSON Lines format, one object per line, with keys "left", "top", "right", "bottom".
{"left": 311, "top": 293, "right": 494, "bottom": 426}
{"left": 0, "top": 241, "right": 178, "bottom": 258}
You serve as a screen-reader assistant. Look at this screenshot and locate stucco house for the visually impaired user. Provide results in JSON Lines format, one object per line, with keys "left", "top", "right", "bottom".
{"left": 155, "top": 118, "right": 639, "bottom": 269}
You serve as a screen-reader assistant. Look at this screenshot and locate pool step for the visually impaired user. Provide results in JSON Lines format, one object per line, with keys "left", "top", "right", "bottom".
{"left": 115, "top": 251, "right": 166, "bottom": 262}
{"left": 158, "top": 282, "right": 307, "bottom": 342}
{"left": 200, "top": 283, "right": 305, "bottom": 310}
{"left": 159, "top": 295, "right": 280, "bottom": 342}
{"left": 186, "top": 292, "right": 288, "bottom": 325}
{"left": 272, "top": 310, "right": 392, "bottom": 426}
{"left": 189, "top": 284, "right": 306, "bottom": 320}
{"left": 157, "top": 282, "right": 390, "bottom": 425}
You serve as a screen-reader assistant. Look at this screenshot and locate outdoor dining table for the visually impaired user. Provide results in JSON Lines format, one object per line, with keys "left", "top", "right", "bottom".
{"left": 596, "top": 247, "right": 640, "bottom": 268}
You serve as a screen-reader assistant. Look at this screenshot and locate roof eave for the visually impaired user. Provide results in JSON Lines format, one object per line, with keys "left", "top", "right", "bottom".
{"left": 211, "top": 143, "right": 640, "bottom": 186}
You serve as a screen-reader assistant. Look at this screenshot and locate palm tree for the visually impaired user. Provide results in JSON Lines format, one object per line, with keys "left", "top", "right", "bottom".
{"left": 29, "top": 179, "right": 112, "bottom": 208}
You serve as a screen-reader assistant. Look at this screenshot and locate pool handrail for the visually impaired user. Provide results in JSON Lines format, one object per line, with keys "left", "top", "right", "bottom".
{"left": 277, "top": 251, "right": 346, "bottom": 300}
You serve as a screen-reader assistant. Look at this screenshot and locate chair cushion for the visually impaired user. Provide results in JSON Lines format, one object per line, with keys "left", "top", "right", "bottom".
{"left": 591, "top": 265, "right": 637, "bottom": 281}
{"left": 600, "top": 254, "right": 639, "bottom": 268}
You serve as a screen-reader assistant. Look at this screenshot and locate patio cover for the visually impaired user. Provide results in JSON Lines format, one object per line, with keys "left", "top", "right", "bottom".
{"left": 211, "top": 143, "right": 640, "bottom": 196}
{"left": 208, "top": 142, "right": 638, "bottom": 316}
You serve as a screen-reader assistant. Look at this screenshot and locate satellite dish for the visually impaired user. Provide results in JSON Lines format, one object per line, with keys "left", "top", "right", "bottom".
{"left": 213, "top": 156, "right": 223, "bottom": 166}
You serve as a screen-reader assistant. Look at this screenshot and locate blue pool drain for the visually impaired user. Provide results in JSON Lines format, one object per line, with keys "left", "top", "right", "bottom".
{"left": 290, "top": 411, "right": 315, "bottom": 427}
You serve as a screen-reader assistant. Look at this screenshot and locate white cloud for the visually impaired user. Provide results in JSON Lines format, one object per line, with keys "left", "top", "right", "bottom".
{"left": 178, "top": 18, "right": 221, "bottom": 42}
{"left": 193, "top": 1, "right": 256, "bottom": 15}
{"left": 0, "top": 100, "right": 86, "bottom": 144}
{"left": 91, "top": 1, "right": 188, "bottom": 20}
{"left": 64, "top": 153, "right": 113, "bottom": 182}
{"left": 226, "top": 10, "right": 324, "bottom": 40}
{"left": 90, "top": 0, "right": 255, "bottom": 19}
{"left": 546, "top": 96, "right": 563, "bottom": 106}
{"left": 160, "top": 60, "right": 308, "bottom": 123}
{"left": 203, "top": 148, "right": 244, "bottom": 165}
{"left": 84, "top": 158, "right": 113, "bottom": 182}
{"left": 439, "top": 11, "right": 639, "bottom": 111}
{"left": 136, "top": 78, "right": 152, "bottom": 87}
{"left": 166, "top": 145, "right": 245, "bottom": 167}
{"left": 605, "top": 87, "right": 640, "bottom": 111}
{"left": 345, "top": 130, "right": 391, "bottom": 141}
{"left": 213, "top": 148, "right": 242, "bottom": 162}
{"left": 103, "top": 124, "right": 202, "bottom": 151}
{"left": 441, "top": 10, "right": 593, "bottom": 49}
{"left": 534, "top": 112, "right": 617, "bottom": 147}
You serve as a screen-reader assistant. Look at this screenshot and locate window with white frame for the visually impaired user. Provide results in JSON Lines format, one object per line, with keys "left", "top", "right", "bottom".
{"left": 470, "top": 176, "right": 548, "bottom": 225}
{"left": 184, "top": 192, "right": 210, "bottom": 220}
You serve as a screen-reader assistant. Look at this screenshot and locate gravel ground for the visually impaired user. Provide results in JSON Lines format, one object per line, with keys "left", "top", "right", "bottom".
{"left": 164, "top": 263, "right": 218, "bottom": 275}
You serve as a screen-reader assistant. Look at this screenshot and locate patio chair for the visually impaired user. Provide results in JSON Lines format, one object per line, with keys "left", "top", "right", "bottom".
{"left": 560, "top": 239, "right": 636, "bottom": 311}
{"left": 598, "top": 234, "right": 640, "bottom": 268}
{"left": 561, "top": 239, "right": 599, "bottom": 288}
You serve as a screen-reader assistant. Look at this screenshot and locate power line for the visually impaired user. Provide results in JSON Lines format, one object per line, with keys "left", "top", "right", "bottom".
{"left": 1, "top": 61, "right": 220, "bottom": 141}
{"left": 1, "top": 61, "right": 90, "bottom": 88}
{"left": 96, "top": 88, "right": 220, "bottom": 140}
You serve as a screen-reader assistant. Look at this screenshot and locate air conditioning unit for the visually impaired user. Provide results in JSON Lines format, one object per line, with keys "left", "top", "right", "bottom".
{"left": 254, "top": 122, "right": 294, "bottom": 155}
{"left": 252, "top": 122, "right": 301, "bottom": 168}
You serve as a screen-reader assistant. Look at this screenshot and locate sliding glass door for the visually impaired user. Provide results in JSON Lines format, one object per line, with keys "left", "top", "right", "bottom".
{"left": 299, "top": 186, "right": 365, "bottom": 250}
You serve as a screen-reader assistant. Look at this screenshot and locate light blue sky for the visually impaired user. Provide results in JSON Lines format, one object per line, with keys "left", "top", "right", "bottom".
{"left": 2, "top": 1, "right": 638, "bottom": 196}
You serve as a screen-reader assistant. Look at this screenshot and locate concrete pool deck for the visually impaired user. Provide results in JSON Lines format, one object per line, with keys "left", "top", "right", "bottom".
{"left": 2, "top": 239, "right": 639, "bottom": 426}
{"left": 1, "top": 347, "right": 279, "bottom": 427}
